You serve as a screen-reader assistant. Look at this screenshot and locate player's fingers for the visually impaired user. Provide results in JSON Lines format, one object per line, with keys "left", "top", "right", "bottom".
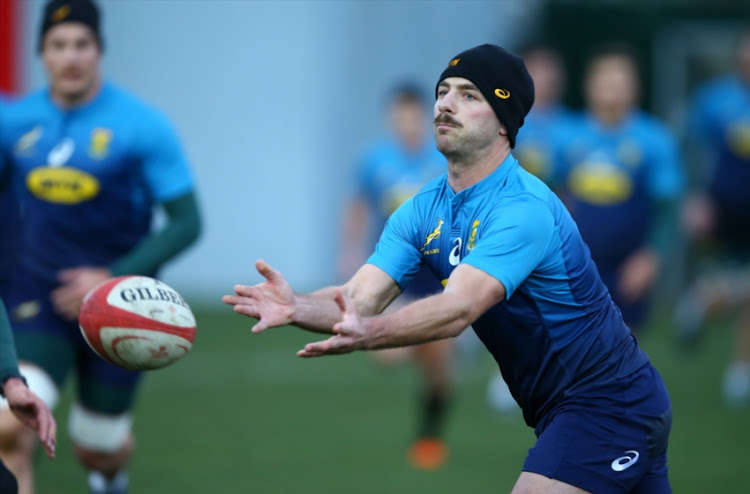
{"left": 251, "top": 320, "right": 268, "bottom": 334}
{"left": 256, "top": 260, "right": 281, "bottom": 283}
{"left": 223, "top": 294, "right": 254, "bottom": 306}
{"left": 43, "top": 410, "right": 57, "bottom": 458}
{"left": 333, "top": 288, "right": 347, "bottom": 313}
{"left": 233, "top": 284, "right": 257, "bottom": 298}
{"left": 233, "top": 304, "right": 260, "bottom": 319}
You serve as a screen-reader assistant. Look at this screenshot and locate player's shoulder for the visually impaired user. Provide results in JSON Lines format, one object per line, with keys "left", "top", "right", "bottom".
{"left": 629, "top": 110, "right": 675, "bottom": 141}
{"left": 1, "top": 89, "right": 49, "bottom": 120}
{"left": 694, "top": 74, "right": 740, "bottom": 97}
{"left": 102, "top": 82, "right": 176, "bottom": 129}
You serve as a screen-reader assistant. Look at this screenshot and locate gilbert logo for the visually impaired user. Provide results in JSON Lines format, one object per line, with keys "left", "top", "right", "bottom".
{"left": 449, "top": 58, "right": 460, "bottom": 67}
{"left": 611, "top": 450, "right": 639, "bottom": 472}
{"left": 494, "top": 89, "right": 511, "bottom": 99}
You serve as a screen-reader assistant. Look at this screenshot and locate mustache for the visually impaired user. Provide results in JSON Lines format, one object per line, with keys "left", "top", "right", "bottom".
{"left": 434, "top": 113, "right": 461, "bottom": 127}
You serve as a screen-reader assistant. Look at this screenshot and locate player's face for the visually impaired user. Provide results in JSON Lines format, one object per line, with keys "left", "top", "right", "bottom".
{"left": 585, "top": 56, "right": 637, "bottom": 123}
{"left": 42, "top": 23, "right": 101, "bottom": 106}
{"left": 390, "top": 100, "right": 427, "bottom": 151}
{"left": 434, "top": 77, "right": 502, "bottom": 159}
{"left": 525, "top": 52, "right": 563, "bottom": 107}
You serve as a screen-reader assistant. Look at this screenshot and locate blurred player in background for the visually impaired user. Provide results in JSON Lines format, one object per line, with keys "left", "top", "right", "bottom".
{"left": 0, "top": 1, "right": 202, "bottom": 493}
{"left": 675, "top": 30, "right": 750, "bottom": 407}
{"left": 486, "top": 43, "right": 575, "bottom": 414}
{"left": 512, "top": 43, "right": 573, "bottom": 186}
{"left": 225, "top": 43, "right": 673, "bottom": 494}
{"left": 1, "top": 98, "right": 56, "bottom": 494}
{"left": 338, "top": 83, "right": 454, "bottom": 469}
{"left": 0, "top": 94, "right": 21, "bottom": 304}
{"left": 555, "top": 44, "right": 684, "bottom": 334}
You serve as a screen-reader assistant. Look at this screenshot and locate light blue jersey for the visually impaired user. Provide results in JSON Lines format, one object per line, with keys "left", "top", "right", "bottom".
{"left": 513, "top": 104, "right": 574, "bottom": 185}
{"left": 368, "top": 154, "right": 649, "bottom": 426}
{"left": 0, "top": 82, "right": 194, "bottom": 286}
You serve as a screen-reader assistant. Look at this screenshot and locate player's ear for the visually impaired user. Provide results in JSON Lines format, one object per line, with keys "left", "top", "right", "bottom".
{"left": 499, "top": 123, "right": 508, "bottom": 138}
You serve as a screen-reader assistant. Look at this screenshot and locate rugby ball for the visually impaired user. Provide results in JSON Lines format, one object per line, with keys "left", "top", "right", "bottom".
{"left": 78, "top": 275, "right": 196, "bottom": 371}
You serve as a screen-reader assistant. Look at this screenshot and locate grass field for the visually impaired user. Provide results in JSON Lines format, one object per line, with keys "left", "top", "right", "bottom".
{"left": 34, "top": 306, "right": 750, "bottom": 493}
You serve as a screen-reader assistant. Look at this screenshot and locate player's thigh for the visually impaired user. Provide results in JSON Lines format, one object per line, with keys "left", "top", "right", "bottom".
{"left": 511, "top": 472, "right": 591, "bottom": 494}
{"left": 76, "top": 350, "right": 142, "bottom": 415}
{"left": 524, "top": 366, "right": 671, "bottom": 494}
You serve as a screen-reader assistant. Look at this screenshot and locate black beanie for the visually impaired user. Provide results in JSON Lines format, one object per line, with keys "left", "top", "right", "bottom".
{"left": 436, "top": 44, "right": 534, "bottom": 148}
{"left": 38, "top": 0, "right": 102, "bottom": 53}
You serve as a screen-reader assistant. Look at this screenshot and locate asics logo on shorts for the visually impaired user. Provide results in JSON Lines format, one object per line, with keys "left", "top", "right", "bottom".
{"left": 610, "top": 450, "right": 639, "bottom": 471}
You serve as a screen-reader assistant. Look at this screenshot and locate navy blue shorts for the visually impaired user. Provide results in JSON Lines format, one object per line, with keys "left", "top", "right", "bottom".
{"left": 524, "top": 364, "right": 672, "bottom": 494}
{"left": 6, "top": 275, "right": 142, "bottom": 414}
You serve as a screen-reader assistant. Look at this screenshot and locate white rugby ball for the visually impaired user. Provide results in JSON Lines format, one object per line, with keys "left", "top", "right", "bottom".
{"left": 78, "top": 275, "right": 196, "bottom": 371}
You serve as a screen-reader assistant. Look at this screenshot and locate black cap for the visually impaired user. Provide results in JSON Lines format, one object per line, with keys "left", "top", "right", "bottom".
{"left": 436, "top": 44, "right": 534, "bottom": 148}
{"left": 38, "top": 0, "right": 102, "bottom": 53}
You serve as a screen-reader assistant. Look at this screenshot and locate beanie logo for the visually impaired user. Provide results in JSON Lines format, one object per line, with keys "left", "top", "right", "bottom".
{"left": 449, "top": 58, "right": 460, "bottom": 67}
{"left": 52, "top": 4, "right": 71, "bottom": 23}
{"left": 494, "top": 89, "right": 511, "bottom": 100}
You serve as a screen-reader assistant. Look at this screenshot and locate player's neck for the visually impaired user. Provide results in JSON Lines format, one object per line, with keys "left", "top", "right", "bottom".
{"left": 447, "top": 141, "right": 510, "bottom": 193}
{"left": 51, "top": 75, "right": 103, "bottom": 110}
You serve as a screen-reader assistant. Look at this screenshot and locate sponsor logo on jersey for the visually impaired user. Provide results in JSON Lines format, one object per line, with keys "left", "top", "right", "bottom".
{"left": 421, "top": 219, "right": 444, "bottom": 252}
{"left": 494, "top": 88, "right": 511, "bottom": 100}
{"left": 13, "top": 126, "right": 42, "bottom": 156}
{"left": 89, "top": 128, "right": 113, "bottom": 159}
{"left": 610, "top": 450, "right": 639, "bottom": 472}
{"left": 26, "top": 166, "right": 100, "bottom": 204}
{"left": 568, "top": 161, "right": 633, "bottom": 206}
{"left": 467, "top": 220, "right": 480, "bottom": 251}
{"left": 449, "top": 237, "right": 462, "bottom": 266}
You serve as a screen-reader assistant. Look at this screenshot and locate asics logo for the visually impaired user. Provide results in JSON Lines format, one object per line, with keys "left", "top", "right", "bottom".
{"left": 611, "top": 450, "right": 639, "bottom": 472}
{"left": 449, "top": 238, "right": 462, "bottom": 266}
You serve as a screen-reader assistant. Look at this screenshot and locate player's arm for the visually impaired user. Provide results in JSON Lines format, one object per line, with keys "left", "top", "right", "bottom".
{"left": 0, "top": 299, "right": 56, "bottom": 458}
{"left": 223, "top": 261, "right": 402, "bottom": 335}
{"left": 109, "top": 191, "right": 202, "bottom": 276}
{"left": 298, "top": 263, "right": 504, "bottom": 357}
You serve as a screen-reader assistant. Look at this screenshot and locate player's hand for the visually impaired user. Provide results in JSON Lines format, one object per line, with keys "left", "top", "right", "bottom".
{"left": 222, "top": 260, "right": 296, "bottom": 333}
{"left": 298, "top": 288, "right": 367, "bottom": 357}
{"left": 2, "top": 378, "right": 56, "bottom": 459}
{"left": 682, "top": 193, "right": 715, "bottom": 240}
{"left": 51, "top": 267, "right": 112, "bottom": 321}
{"left": 619, "top": 249, "right": 658, "bottom": 302}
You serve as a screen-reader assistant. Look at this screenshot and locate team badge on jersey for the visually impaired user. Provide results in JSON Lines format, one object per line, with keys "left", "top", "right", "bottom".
{"left": 421, "top": 219, "right": 444, "bottom": 254}
{"left": 467, "top": 220, "right": 480, "bottom": 251}
{"left": 89, "top": 128, "right": 113, "bottom": 159}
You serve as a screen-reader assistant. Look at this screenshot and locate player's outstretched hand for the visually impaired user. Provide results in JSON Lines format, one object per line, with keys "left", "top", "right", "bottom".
{"left": 223, "top": 260, "right": 296, "bottom": 333}
{"left": 298, "top": 288, "right": 367, "bottom": 358}
{"left": 2, "top": 378, "right": 56, "bottom": 459}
